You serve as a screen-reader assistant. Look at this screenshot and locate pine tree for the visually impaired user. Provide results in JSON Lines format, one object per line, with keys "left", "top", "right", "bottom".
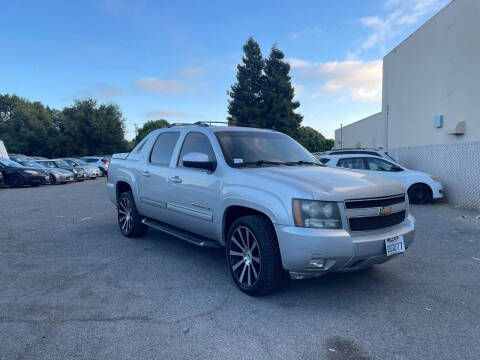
{"left": 227, "top": 37, "right": 264, "bottom": 126}
{"left": 261, "top": 45, "right": 302, "bottom": 136}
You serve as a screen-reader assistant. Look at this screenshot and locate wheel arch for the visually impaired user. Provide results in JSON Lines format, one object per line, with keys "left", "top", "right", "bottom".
{"left": 116, "top": 181, "right": 133, "bottom": 200}
{"left": 222, "top": 205, "right": 277, "bottom": 247}
{"left": 407, "top": 182, "right": 433, "bottom": 194}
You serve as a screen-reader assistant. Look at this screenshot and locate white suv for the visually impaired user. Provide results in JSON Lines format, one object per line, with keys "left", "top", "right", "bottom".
{"left": 107, "top": 125, "right": 415, "bottom": 295}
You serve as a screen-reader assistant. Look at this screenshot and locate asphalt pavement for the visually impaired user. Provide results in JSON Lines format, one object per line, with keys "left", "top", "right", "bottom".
{"left": 1, "top": 179, "right": 479, "bottom": 360}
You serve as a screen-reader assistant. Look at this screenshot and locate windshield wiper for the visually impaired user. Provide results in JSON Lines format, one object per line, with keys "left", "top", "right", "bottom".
{"left": 285, "top": 160, "right": 325, "bottom": 166}
{"left": 234, "top": 160, "right": 294, "bottom": 167}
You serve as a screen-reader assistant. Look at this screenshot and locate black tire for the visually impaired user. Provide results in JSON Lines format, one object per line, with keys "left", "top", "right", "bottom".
{"left": 117, "top": 191, "right": 147, "bottom": 238}
{"left": 8, "top": 174, "right": 24, "bottom": 188}
{"left": 226, "top": 215, "right": 284, "bottom": 296}
{"left": 49, "top": 174, "right": 56, "bottom": 184}
{"left": 408, "top": 184, "right": 432, "bottom": 204}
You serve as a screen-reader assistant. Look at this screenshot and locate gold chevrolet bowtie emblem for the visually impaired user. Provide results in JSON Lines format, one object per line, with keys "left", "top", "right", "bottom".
{"left": 378, "top": 206, "right": 393, "bottom": 216}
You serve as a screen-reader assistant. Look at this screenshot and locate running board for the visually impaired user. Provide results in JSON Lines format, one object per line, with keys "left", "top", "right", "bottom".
{"left": 141, "top": 218, "right": 222, "bottom": 248}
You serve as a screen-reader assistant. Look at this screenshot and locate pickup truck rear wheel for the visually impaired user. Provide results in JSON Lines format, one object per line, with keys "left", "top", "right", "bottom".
{"left": 226, "top": 215, "right": 283, "bottom": 296}
{"left": 118, "top": 191, "right": 147, "bottom": 238}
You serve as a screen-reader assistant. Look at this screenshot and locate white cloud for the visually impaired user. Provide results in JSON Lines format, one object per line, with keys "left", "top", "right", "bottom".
{"left": 292, "top": 83, "right": 305, "bottom": 99}
{"left": 135, "top": 78, "right": 185, "bottom": 94}
{"left": 360, "top": 0, "right": 449, "bottom": 50}
{"left": 179, "top": 66, "right": 204, "bottom": 78}
{"left": 75, "top": 84, "right": 123, "bottom": 100}
{"left": 144, "top": 109, "right": 195, "bottom": 119}
{"left": 288, "top": 58, "right": 383, "bottom": 102}
{"left": 290, "top": 26, "right": 322, "bottom": 40}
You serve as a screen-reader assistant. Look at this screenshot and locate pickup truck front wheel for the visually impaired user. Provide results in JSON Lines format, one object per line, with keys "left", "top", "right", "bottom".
{"left": 117, "top": 191, "right": 147, "bottom": 238}
{"left": 226, "top": 215, "right": 283, "bottom": 296}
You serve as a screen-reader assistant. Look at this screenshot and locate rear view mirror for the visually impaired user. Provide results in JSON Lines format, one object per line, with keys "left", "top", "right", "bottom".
{"left": 182, "top": 152, "right": 216, "bottom": 172}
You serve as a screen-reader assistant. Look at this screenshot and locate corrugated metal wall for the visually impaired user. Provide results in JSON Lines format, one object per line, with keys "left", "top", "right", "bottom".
{"left": 390, "top": 141, "right": 480, "bottom": 208}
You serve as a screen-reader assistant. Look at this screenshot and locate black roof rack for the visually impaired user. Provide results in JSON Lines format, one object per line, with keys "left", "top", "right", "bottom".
{"left": 167, "top": 121, "right": 277, "bottom": 130}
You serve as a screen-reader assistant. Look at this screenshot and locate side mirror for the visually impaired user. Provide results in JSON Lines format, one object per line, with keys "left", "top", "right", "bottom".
{"left": 182, "top": 152, "right": 216, "bottom": 172}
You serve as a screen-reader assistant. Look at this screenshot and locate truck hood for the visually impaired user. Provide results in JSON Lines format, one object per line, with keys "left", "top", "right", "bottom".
{"left": 245, "top": 165, "right": 406, "bottom": 201}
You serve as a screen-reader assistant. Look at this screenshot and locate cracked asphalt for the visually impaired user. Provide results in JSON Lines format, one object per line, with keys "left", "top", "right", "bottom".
{"left": 1, "top": 179, "right": 479, "bottom": 360}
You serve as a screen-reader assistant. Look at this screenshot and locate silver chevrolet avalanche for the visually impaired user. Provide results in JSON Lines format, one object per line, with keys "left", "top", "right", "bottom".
{"left": 107, "top": 124, "right": 415, "bottom": 295}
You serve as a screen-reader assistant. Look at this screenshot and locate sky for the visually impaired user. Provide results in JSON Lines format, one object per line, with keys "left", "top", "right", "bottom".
{"left": 0, "top": 0, "right": 450, "bottom": 140}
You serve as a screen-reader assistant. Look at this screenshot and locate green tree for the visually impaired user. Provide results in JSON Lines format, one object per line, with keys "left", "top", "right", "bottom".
{"left": 60, "top": 99, "right": 128, "bottom": 156}
{"left": 135, "top": 119, "right": 170, "bottom": 144}
{"left": 0, "top": 94, "right": 61, "bottom": 157}
{"left": 227, "top": 37, "right": 265, "bottom": 126}
{"left": 261, "top": 45, "right": 302, "bottom": 137}
{"left": 295, "top": 126, "right": 333, "bottom": 153}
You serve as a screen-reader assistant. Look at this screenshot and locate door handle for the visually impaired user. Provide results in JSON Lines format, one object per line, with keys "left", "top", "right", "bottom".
{"left": 168, "top": 176, "right": 182, "bottom": 184}
{"left": 141, "top": 171, "right": 150, "bottom": 177}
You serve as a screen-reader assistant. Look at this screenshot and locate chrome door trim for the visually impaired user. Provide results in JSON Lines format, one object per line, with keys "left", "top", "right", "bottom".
{"left": 140, "top": 197, "right": 167, "bottom": 209}
{"left": 167, "top": 202, "right": 213, "bottom": 222}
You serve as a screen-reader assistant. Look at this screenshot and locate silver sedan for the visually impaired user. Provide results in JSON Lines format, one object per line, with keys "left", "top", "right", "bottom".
{"left": 19, "top": 160, "right": 75, "bottom": 184}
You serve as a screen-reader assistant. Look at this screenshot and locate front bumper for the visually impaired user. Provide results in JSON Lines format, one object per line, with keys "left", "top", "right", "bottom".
{"left": 431, "top": 181, "right": 443, "bottom": 199}
{"left": 274, "top": 214, "right": 415, "bottom": 279}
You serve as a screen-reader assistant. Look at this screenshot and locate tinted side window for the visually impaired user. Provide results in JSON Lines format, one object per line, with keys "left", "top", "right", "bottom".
{"left": 178, "top": 132, "right": 215, "bottom": 166}
{"left": 337, "top": 158, "right": 366, "bottom": 170}
{"left": 150, "top": 132, "right": 180, "bottom": 165}
{"left": 319, "top": 158, "right": 331, "bottom": 164}
{"left": 134, "top": 138, "right": 148, "bottom": 153}
{"left": 366, "top": 158, "right": 402, "bottom": 172}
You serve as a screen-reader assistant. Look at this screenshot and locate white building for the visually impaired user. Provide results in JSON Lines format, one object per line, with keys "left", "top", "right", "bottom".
{"left": 335, "top": 0, "right": 480, "bottom": 208}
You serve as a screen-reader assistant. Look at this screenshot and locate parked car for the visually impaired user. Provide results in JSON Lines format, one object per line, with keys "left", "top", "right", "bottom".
{"left": 0, "top": 158, "right": 49, "bottom": 187}
{"left": 319, "top": 154, "right": 443, "bottom": 204}
{"left": 107, "top": 124, "right": 415, "bottom": 295}
{"left": 17, "top": 159, "right": 75, "bottom": 184}
{"left": 80, "top": 156, "right": 110, "bottom": 175}
{"left": 314, "top": 148, "right": 398, "bottom": 163}
{"left": 35, "top": 160, "right": 87, "bottom": 181}
{"left": 8, "top": 154, "right": 29, "bottom": 163}
{"left": 59, "top": 158, "right": 101, "bottom": 178}
{"left": 28, "top": 156, "right": 49, "bottom": 160}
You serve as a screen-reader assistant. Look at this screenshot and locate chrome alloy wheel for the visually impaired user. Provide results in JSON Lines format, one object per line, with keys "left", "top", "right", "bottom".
{"left": 229, "top": 226, "right": 261, "bottom": 287}
{"left": 118, "top": 197, "right": 133, "bottom": 234}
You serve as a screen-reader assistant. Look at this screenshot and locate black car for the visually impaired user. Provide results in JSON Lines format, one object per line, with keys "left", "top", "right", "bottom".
{"left": 0, "top": 158, "right": 49, "bottom": 187}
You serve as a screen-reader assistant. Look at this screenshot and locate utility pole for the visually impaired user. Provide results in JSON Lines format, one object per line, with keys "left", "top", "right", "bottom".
{"left": 134, "top": 123, "right": 139, "bottom": 138}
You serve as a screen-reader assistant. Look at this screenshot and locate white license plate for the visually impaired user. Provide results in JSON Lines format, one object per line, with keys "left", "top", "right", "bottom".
{"left": 385, "top": 236, "right": 405, "bottom": 256}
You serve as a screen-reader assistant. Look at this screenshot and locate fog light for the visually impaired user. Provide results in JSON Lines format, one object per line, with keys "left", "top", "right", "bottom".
{"left": 309, "top": 258, "right": 326, "bottom": 269}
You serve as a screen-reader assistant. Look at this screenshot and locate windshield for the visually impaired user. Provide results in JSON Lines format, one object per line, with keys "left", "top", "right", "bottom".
{"left": 21, "top": 161, "right": 43, "bottom": 168}
{"left": 62, "top": 159, "right": 75, "bottom": 165}
{"left": 215, "top": 131, "right": 318, "bottom": 167}
{"left": 55, "top": 159, "right": 70, "bottom": 166}
{"left": 75, "top": 159, "right": 88, "bottom": 165}
{"left": 0, "top": 159, "right": 24, "bottom": 167}
{"left": 39, "top": 161, "right": 56, "bottom": 168}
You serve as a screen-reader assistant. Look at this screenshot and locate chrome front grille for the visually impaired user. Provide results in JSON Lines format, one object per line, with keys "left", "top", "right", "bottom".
{"left": 344, "top": 194, "right": 408, "bottom": 232}
{"left": 345, "top": 194, "right": 406, "bottom": 210}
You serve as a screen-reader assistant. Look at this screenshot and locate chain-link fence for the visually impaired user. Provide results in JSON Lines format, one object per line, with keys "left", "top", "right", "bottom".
{"left": 389, "top": 141, "right": 480, "bottom": 209}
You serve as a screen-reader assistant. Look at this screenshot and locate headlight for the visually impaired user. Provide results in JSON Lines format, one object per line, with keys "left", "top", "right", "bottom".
{"left": 292, "top": 199, "right": 342, "bottom": 229}
{"left": 72, "top": 169, "right": 78, "bottom": 174}
{"left": 23, "top": 170, "right": 38, "bottom": 175}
